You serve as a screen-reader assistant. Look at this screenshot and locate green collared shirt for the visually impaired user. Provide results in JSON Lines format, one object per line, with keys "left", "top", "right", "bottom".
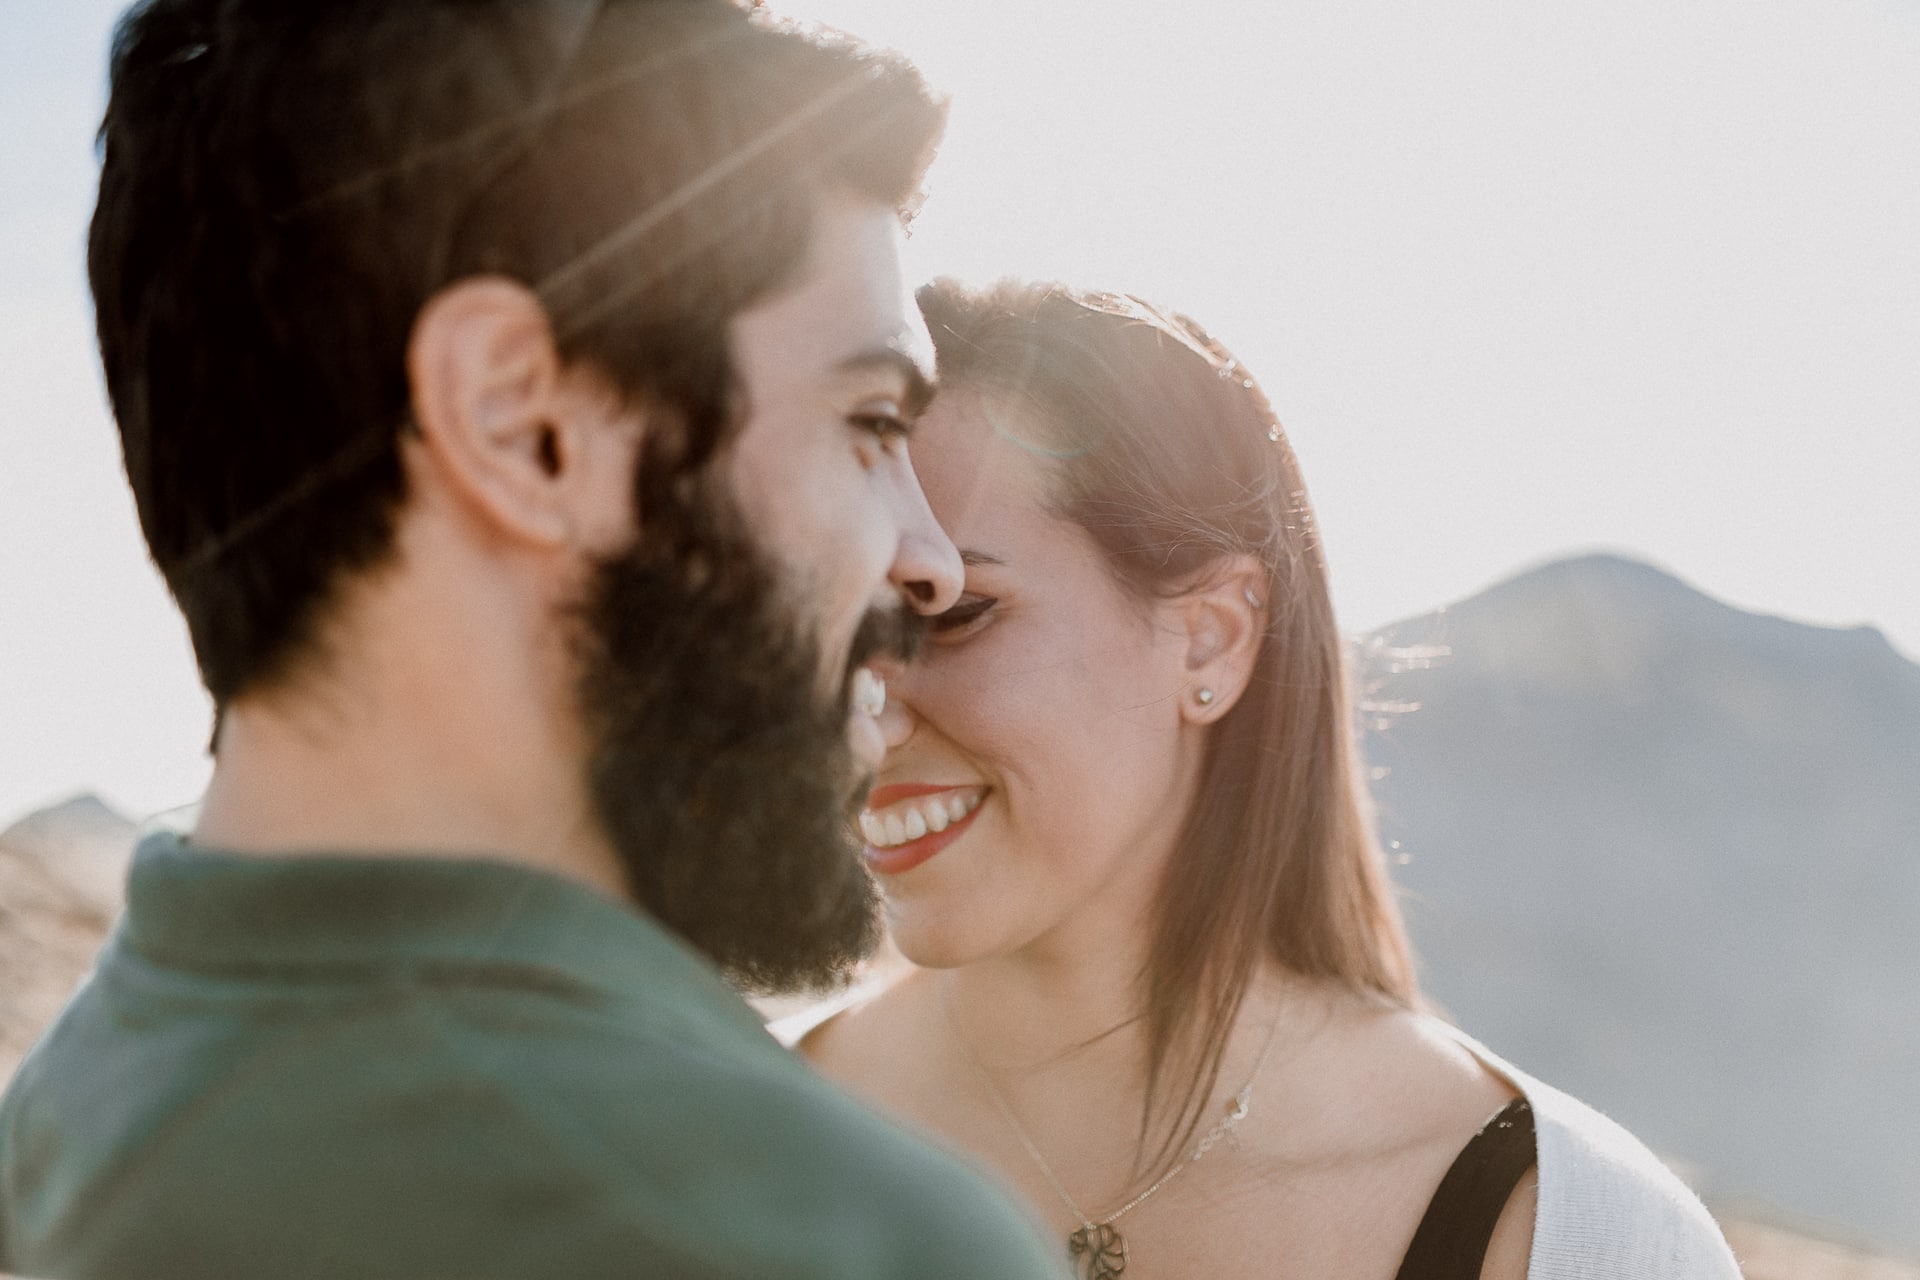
{"left": 0, "top": 834, "right": 1061, "bottom": 1279}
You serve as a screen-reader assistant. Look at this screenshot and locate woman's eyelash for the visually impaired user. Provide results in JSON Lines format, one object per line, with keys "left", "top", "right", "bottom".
{"left": 930, "top": 595, "right": 998, "bottom": 633}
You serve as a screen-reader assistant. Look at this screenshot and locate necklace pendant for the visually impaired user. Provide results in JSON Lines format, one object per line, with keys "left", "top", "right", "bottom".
{"left": 1067, "top": 1222, "right": 1128, "bottom": 1280}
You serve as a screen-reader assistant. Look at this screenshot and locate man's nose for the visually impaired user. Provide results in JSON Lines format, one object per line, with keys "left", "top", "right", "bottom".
{"left": 887, "top": 460, "right": 962, "bottom": 615}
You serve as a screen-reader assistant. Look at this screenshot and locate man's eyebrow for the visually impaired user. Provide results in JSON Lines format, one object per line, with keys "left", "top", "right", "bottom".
{"left": 960, "top": 550, "right": 1004, "bottom": 568}
{"left": 836, "top": 347, "right": 936, "bottom": 420}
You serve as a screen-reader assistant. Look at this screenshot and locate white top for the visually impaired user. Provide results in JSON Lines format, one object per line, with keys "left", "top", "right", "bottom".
{"left": 1437, "top": 1023, "right": 1743, "bottom": 1279}
{"left": 778, "top": 1001, "right": 1744, "bottom": 1279}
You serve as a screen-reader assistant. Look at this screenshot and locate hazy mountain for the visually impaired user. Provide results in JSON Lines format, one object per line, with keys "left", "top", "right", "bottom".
{"left": 0, "top": 793, "right": 138, "bottom": 1079}
{"left": 1361, "top": 553, "right": 1920, "bottom": 1252}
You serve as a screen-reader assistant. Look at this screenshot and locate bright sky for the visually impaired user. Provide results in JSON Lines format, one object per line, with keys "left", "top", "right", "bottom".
{"left": 2, "top": 0, "right": 1916, "bottom": 828}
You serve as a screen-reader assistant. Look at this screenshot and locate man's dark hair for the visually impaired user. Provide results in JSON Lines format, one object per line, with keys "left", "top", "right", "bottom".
{"left": 91, "top": 0, "right": 945, "bottom": 705}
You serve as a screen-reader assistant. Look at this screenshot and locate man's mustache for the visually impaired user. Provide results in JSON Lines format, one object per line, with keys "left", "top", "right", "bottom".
{"left": 847, "top": 602, "right": 926, "bottom": 675}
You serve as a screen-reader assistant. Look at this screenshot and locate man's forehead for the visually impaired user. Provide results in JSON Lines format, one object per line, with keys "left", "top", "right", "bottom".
{"left": 806, "top": 197, "right": 930, "bottom": 375}
{"left": 730, "top": 193, "right": 933, "bottom": 390}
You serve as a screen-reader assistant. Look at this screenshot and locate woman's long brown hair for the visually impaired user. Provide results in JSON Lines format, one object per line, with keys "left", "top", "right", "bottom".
{"left": 918, "top": 278, "right": 1418, "bottom": 1174}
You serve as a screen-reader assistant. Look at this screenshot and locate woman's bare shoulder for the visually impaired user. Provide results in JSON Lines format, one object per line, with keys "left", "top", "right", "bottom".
{"left": 766, "top": 986, "right": 866, "bottom": 1053}
{"left": 1305, "top": 996, "right": 1521, "bottom": 1147}
{"left": 783, "top": 965, "right": 937, "bottom": 1078}
{"left": 1348, "top": 1006, "right": 1537, "bottom": 1277}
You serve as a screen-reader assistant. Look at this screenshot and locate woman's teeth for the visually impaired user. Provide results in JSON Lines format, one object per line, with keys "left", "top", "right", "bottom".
{"left": 850, "top": 668, "right": 887, "bottom": 718}
{"left": 859, "top": 790, "right": 984, "bottom": 849}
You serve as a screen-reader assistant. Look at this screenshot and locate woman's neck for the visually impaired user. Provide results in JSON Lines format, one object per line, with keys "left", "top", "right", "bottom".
{"left": 939, "top": 937, "right": 1148, "bottom": 1074}
{"left": 928, "top": 950, "right": 1332, "bottom": 1203}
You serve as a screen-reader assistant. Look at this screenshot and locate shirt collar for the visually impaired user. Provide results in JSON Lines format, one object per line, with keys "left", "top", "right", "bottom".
{"left": 121, "top": 831, "right": 770, "bottom": 1042}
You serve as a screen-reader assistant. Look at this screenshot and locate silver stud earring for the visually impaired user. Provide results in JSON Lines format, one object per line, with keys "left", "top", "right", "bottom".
{"left": 1243, "top": 587, "right": 1261, "bottom": 609}
{"left": 1195, "top": 687, "right": 1216, "bottom": 707}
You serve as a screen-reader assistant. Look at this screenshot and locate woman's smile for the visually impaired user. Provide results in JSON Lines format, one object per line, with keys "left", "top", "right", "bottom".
{"left": 860, "top": 784, "right": 990, "bottom": 874}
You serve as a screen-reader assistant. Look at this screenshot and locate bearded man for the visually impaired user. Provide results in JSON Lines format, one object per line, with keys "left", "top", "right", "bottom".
{"left": 0, "top": 2, "right": 1061, "bottom": 1277}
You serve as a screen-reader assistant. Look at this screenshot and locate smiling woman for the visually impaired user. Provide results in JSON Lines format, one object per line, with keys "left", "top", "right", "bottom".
{"left": 795, "top": 278, "right": 1745, "bottom": 1280}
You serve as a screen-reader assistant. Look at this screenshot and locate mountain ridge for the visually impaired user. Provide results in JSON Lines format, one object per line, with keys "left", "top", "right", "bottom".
{"left": 1361, "top": 551, "right": 1920, "bottom": 1252}
{"left": 1375, "top": 551, "right": 1920, "bottom": 695}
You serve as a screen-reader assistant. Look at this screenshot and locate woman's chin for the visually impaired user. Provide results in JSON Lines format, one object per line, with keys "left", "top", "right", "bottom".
{"left": 879, "top": 905, "right": 1007, "bottom": 972}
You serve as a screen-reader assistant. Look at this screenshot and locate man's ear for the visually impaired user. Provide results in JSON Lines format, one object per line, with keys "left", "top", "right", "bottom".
{"left": 406, "top": 276, "right": 639, "bottom": 551}
{"left": 1171, "top": 554, "right": 1267, "bottom": 724}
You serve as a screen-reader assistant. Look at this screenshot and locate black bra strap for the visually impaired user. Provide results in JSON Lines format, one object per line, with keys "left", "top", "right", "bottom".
{"left": 1394, "top": 1097, "right": 1537, "bottom": 1280}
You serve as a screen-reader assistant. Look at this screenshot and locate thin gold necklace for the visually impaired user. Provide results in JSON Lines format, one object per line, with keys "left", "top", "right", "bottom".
{"left": 947, "top": 992, "right": 1285, "bottom": 1280}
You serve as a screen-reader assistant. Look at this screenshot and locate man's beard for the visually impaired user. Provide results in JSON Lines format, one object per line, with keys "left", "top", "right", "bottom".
{"left": 571, "top": 483, "right": 920, "bottom": 994}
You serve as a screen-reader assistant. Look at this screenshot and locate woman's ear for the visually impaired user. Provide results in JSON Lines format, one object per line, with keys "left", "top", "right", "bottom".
{"left": 1172, "top": 554, "right": 1267, "bottom": 724}
{"left": 406, "top": 276, "right": 641, "bottom": 553}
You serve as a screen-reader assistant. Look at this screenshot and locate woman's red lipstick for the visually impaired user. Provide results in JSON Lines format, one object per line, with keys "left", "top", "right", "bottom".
{"left": 860, "top": 784, "right": 986, "bottom": 876}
